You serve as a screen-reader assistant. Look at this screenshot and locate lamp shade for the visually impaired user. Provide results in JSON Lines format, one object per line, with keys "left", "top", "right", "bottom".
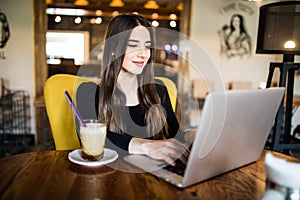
{"left": 256, "top": 1, "right": 300, "bottom": 55}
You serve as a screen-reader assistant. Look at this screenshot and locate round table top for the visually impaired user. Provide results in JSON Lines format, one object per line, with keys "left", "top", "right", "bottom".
{"left": 0, "top": 150, "right": 298, "bottom": 200}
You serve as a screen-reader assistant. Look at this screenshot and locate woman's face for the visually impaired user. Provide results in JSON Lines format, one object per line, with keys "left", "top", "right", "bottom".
{"left": 122, "top": 25, "right": 151, "bottom": 75}
{"left": 232, "top": 16, "right": 240, "bottom": 28}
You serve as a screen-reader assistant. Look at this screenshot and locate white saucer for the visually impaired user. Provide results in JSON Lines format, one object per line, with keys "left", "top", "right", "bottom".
{"left": 68, "top": 148, "right": 118, "bottom": 166}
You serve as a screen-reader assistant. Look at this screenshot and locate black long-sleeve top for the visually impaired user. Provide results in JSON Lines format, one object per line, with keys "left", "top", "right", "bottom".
{"left": 76, "top": 79, "right": 181, "bottom": 154}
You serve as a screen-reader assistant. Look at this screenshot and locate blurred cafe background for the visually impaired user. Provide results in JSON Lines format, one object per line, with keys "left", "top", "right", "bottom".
{"left": 0, "top": 0, "right": 300, "bottom": 157}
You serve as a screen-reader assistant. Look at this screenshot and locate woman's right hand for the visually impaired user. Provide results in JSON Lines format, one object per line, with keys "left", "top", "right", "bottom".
{"left": 129, "top": 137, "right": 190, "bottom": 166}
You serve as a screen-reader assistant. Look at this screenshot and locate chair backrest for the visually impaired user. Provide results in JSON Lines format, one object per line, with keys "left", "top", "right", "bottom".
{"left": 44, "top": 74, "right": 177, "bottom": 150}
{"left": 229, "top": 81, "right": 252, "bottom": 90}
{"left": 156, "top": 77, "right": 177, "bottom": 112}
{"left": 192, "top": 79, "right": 214, "bottom": 99}
{"left": 44, "top": 74, "right": 96, "bottom": 150}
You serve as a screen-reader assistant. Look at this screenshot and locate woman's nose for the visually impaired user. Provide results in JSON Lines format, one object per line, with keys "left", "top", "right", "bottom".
{"left": 137, "top": 47, "right": 147, "bottom": 58}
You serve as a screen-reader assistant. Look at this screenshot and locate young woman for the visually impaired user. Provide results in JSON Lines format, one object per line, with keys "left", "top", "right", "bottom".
{"left": 77, "top": 14, "right": 189, "bottom": 166}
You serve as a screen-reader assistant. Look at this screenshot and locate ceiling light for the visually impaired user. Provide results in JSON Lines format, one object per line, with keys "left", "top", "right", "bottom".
{"left": 95, "top": 10, "right": 102, "bottom": 16}
{"left": 46, "top": 8, "right": 87, "bottom": 16}
{"left": 112, "top": 11, "right": 119, "bottom": 17}
{"left": 144, "top": 0, "right": 159, "bottom": 9}
{"left": 90, "top": 18, "right": 96, "bottom": 24}
{"left": 95, "top": 17, "right": 102, "bottom": 24}
{"left": 54, "top": 16, "right": 61, "bottom": 23}
{"left": 74, "top": 0, "right": 89, "bottom": 6}
{"left": 164, "top": 44, "right": 171, "bottom": 51}
{"left": 170, "top": 20, "right": 176, "bottom": 28}
{"left": 152, "top": 20, "right": 159, "bottom": 27}
{"left": 177, "top": 3, "right": 183, "bottom": 11}
{"left": 109, "top": 0, "right": 124, "bottom": 7}
{"left": 74, "top": 17, "right": 82, "bottom": 24}
{"left": 169, "top": 14, "right": 177, "bottom": 20}
{"left": 284, "top": 40, "right": 296, "bottom": 49}
{"left": 172, "top": 45, "right": 178, "bottom": 51}
{"left": 151, "top": 13, "right": 159, "bottom": 19}
{"left": 90, "top": 18, "right": 102, "bottom": 24}
{"left": 46, "top": 0, "right": 53, "bottom": 4}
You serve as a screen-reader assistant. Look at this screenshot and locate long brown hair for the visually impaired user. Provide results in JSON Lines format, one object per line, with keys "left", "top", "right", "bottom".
{"left": 98, "top": 14, "right": 167, "bottom": 139}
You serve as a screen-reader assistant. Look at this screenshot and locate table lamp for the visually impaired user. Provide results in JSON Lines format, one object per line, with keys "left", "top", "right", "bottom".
{"left": 256, "top": 1, "right": 300, "bottom": 152}
{"left": 256, "top": 1, "right": 300, "bottom": 61}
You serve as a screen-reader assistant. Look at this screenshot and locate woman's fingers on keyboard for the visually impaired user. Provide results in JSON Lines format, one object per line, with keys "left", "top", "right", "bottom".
{"left": 146, "top": 138, "right": 190, "bottom": 165}
{"left": 165, "top": 139, "right": 190, "bottom": 164}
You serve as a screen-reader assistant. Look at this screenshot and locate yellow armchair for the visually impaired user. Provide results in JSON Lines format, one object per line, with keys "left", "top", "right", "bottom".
{"left": 44, "top": 74, "right": 96, "bottom": 150}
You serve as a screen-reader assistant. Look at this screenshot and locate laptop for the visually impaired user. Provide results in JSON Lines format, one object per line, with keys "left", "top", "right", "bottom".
{"left": 124, "top": 88, "right": 285, "bottom": 188}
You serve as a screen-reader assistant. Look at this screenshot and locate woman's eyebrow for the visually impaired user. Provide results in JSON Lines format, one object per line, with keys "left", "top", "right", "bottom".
{"left": 128, "top": 39, "right": 139, "bottom": 43}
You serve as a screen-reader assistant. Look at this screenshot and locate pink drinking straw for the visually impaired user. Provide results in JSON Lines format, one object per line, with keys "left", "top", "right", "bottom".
{"left": 64, "top": 90, "right": 86, "bottom": 127}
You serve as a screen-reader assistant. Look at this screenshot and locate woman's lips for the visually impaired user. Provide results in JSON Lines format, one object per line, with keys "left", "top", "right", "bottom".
{"left": 132, "top": 61, "right": 144, "bottom": 67}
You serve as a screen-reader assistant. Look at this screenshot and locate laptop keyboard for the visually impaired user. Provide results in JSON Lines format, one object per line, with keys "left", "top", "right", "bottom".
{"left": 163, "top": 159, "right": 187, "bottom": 176}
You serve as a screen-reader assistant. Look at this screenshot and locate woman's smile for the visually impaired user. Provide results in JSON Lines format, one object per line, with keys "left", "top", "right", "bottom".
{"left": 132, "top": 61, "right": 145, "bottom": 67}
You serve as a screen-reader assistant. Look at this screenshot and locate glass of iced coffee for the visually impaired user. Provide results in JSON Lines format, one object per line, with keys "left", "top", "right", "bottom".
{"left": 80, "top": 119, "right": 107, "bottom": 161}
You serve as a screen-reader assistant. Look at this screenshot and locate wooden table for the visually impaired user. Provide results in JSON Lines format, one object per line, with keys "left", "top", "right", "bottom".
{"left": 0, "top": 150, "right": 298, "bottom": 200}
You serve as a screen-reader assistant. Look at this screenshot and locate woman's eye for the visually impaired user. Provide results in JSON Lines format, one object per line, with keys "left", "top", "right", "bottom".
{"left": 128, "top": 44, "right": 137, "bottom": 48}
{"left": 127, "top": 42, "right": 152, "bottom": 49}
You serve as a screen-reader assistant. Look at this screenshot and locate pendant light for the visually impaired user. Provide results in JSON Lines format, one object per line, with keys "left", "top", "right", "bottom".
{"left": 144, "top": 0, "right": 159, "bottom": 9}
{"left": 74, "top": 0, "right": 89, "bottom": 6}
{"left": 109, "top": 0, "right": 125, "bottom": 7}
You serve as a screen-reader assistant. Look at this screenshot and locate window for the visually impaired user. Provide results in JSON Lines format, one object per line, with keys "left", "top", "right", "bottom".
{"left": 46, "top": 31, "right": 89, "bottom": 65}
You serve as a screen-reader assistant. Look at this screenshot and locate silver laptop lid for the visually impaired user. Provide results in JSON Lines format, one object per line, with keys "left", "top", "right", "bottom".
{"left": 182, "top": 88, "right": 285, "bottom": 187}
